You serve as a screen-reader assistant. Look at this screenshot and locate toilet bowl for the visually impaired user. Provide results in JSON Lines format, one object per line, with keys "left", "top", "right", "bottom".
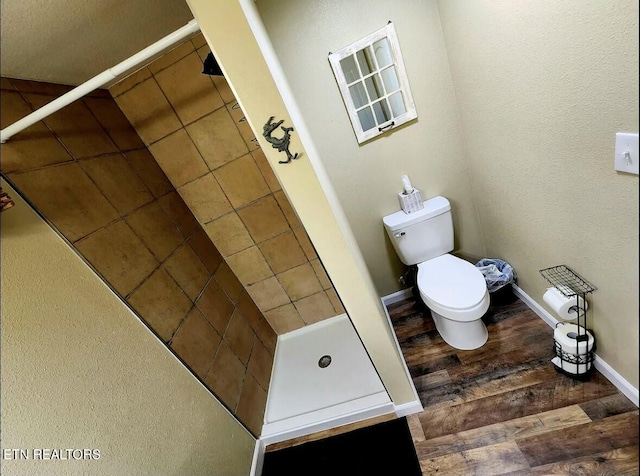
{"left": 417, "top": 254, "right": 490, "bottom": 350}
{"left": 383, "top": 196, "right": 490, "bottom": 350}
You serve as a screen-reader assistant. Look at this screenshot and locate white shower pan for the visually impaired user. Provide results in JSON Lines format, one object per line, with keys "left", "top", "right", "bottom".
{"left": 261, "top": 314, "right": 392, "bottom": 444}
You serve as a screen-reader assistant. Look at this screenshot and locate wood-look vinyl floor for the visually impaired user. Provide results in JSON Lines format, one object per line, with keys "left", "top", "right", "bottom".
{"left": 391, "top": 294, "right": 639, "bottom": 475}
{"left": 266, "top": 294, "right": 639, "bottom": 475}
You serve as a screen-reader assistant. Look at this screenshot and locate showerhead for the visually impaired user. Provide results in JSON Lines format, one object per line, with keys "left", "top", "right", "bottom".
{"left": 202, "top": 52, "right": 223, "bottom": 76}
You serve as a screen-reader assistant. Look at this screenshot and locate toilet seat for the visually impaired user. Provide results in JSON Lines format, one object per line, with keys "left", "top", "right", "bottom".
{"left": 417, "top": 254, "right": 489, "bottom": 322}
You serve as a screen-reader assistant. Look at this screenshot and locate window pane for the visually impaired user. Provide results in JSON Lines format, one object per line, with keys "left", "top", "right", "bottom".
{"left": 381, "top": 66, "right": 400, "bottom": 92}
{"left": 356, "top": 47, "right": 375, "bottom": 75}
{"left": 348, "top": 82, "right": 368, "bottom": 108}
{"left": 364, "top": 74, "right": 385, "bottom": 101}
{"left": 389, "top": 92, "right": 406, "bottom": 117}
{"left": 340, "top": 55, "right": 360, "bottom": 83}
{"left": 373, "top": 38, "right": 393, "bottom": 68}
{"left": 357, "top": 107, "right": 376, "bottom": 131}
{"left": 372, "top": 99, "right": 392, "bottom": 124}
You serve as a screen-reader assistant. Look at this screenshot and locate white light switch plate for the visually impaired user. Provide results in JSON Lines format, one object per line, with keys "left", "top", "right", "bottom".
{"left": 615, "top": 132, "right": 639, "bottom": 175}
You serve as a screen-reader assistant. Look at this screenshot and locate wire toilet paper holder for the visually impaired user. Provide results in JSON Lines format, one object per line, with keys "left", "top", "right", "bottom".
{"left": 539, "top": 265, "right": 597, "bottom": 380}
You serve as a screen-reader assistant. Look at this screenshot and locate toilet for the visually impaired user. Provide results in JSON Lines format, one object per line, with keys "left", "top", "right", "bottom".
{"left": 383, "top": 196, "right": 490, "bottom": 350}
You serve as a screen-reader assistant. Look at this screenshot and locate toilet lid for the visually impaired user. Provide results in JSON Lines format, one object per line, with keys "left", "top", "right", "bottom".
{"left": 417, "top": 255, "right": 487, "bottom": 310}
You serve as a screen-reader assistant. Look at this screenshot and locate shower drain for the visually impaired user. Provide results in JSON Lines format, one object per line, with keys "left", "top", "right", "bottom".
{"left": 318, "top": 355, "right": 332, "bottom": 368}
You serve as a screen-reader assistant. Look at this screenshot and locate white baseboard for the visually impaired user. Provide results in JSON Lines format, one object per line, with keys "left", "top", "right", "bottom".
{"left": 380, "top": 289, "right": 423, "bottom": 415}
{"left": 394, "top": 399, "right": 424, "bottom": 417}
{"left": 249, "top": 439, "right": 265, "bottom": 476}
{"left": 512, "top": 284, "right": 639, "bottom": 407}
{"left": 381, "top": 288, "right": 413, "bottom": 306}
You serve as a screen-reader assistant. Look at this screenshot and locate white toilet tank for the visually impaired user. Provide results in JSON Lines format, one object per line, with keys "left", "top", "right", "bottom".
{"left": 383, "top": 196, "right": 454, "bottom": 265}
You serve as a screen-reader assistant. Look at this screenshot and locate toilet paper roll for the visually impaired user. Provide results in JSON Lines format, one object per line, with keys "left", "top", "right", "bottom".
{"left": 552, "top": 323, "right": 595, "bottom": 375}
{"left": 543, "top": 287, "right": 587, "bottom": 321}
{"left": 553, "top": 323, "right": 594, "bottom": 355}
{"left": 551, "top": 356, "right": 592, "bottom": 375}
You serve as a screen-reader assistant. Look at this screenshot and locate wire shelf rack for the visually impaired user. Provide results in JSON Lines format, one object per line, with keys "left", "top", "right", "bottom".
{"left": 540, "top": 264, "right": 597, "bottom": 380}
{"left": 539, "top": 265, "right": 596, "bottom": 297}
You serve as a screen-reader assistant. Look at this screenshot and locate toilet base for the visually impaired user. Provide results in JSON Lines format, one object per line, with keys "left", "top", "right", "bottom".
{"left": 430, "top": 310, "right": 488, "bottom": 350}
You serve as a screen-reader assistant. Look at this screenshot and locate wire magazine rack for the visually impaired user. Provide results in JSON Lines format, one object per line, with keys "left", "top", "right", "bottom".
{"left": 540, "top": 265, "right": 596, "bottom": 380}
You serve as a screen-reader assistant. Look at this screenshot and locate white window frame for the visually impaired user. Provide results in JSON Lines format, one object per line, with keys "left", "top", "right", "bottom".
{"left": 328, "top": 22, "right": 417, "bottom": 144}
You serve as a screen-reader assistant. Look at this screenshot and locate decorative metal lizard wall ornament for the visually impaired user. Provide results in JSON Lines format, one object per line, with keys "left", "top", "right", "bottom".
{"left": 262, "top": 116, "right": 299, "bottom": 164}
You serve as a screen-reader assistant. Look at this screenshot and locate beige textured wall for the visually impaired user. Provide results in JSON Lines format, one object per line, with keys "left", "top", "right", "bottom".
{"left": 437, "top": 0, "right": 639, "bottom": 388}
{"left": 0, "top": 181, "right": 255, "bottom": 476}
{"left": 257, "top": 0, "right": 486, "bottom": 295}
{"left": 0, "top": 0, "right": 193, "bottom": 85}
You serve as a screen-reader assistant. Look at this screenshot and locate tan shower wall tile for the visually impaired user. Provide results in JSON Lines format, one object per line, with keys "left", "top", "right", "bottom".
{"left": 163, "top": 243, "right": 210, "bottom": 301}
{"left": 259, "top": 231, "right": 307, "bottom": 274}
{"left": 274, "top": 190, "right": 302, "bottom": 229}
{"left": 252, "top": 148, "right": 281, "bottom": 192}
{"left": 128, "top": 268, "right": 192, "bottom": 342}
{"left": 115, "top": 78, "right": 181, "bottom": 145}
{"left": 148, "top": 41, "right": 195, "bottom": 74}
{"left": 75, "top": 220, "right": 158, "bottom": 297}
{"left": 226, "top": 246, "right": 273, "bottom": 285}
{"left": 237, "top": 291, "right": 266, "bottom": 330}
{"left": 247, "top": 277, "right": 290, "bottom": 312}
{"left": 148, "top": 129, "right": 209, "bottom": 188}
{"left": 277, "top": 263, "right": 323, "bottom": 301}
{"left": 294, "top": 292, "right": 337, "bottom": 325}
{"left": 126, "top": 202, "right": 183, "bottom": 261}
{"left": 9, "top": 163, "right": 119, "bottom": 242}
{"left": 236, "top": 291, "right": 277, "bottom": 354}
{"left": 264, "top": 304, "right": 305, "bottom": 335}
{"left": 83, "top": 97, "right": 145, "bottom": 151}
{"left": 226, "top": 101, "right": 245, "bottom": 124}
{"left": 204, "top": 212, "right": 254, "bottom": 257}
{"left": 1, "top": 77, "right": 16, "bottom": 90}
{"left": 196, "top": 280, "right": 234, "bottom": 335}
{"left": 9, "top": 79, "right": 75, "bottom": 96}
{"left": 213, "top": 79, "right": 235, "bottom": 106}
{"left": 124, "top": 149, "right": 173, "bottom": 198}
{"left": 214, "top": 262, "right": 244, "bottom": 303}
{"left": 214, "top": 154, "right": 270, "bottom": 209}
{"left": 155, "top": 53, "right": 224, "bottom": 125}
{"left": 191, "top": 33, "right": 207, "bottom": 49}
{"left": 109, "top": 67, "right": 152, "bottom": 97}
{"left": 205, "top": 342, "right": 245, "bottom": 411}
{"left": 233, "top": 117, "right": 259, "bottom": 152}
{"left": 80, "top": 154, "right": 153, "bottom": 215}
{"left": 170, "top": 307, "right": 221, "bottom": 379}
{"left": 247, "top": 339, "right": 273, "bottom": 391}
{"left": 225, "top": 103, "right": 258, "bottom": 151}
{"left": 310, "top": 259, "right": 333, "bottom": 290}
{"left": 25, "top": 94, "right": 118, "bottom": 159}
{"left": 158, "top": 191, "right": 200, "bottom": 238}
{"left": 188, "top": 228, "right": 224, "bottom": 273}
{"left": 178, "top": 172, "right": 232, "bottom": 223}
{"left": 186, "top": 107, "right": 248, "bottom": 170}
{"left": 1, "top": 92, "right": 73, "bottom": 173}
{"left": 236, "top": 373, "right": 267, "bottom": 437}
{"left": 254, "top": 317, "right": 278, "bottom": 356}
{"left": 237, "top": 195, "right": 290, "bottom": 244}
{"left": 326, "top": 289, "right": 346, "bottom": 315}
{"left": 224, "top": 310, "right": 255, "bottom": 365}
{"left": 293, "top": 226, "right": 317, "bottom": 260}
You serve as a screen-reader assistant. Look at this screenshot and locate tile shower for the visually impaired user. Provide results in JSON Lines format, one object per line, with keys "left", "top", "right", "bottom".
{"left": 0, "top": 32, "right": 379, "bottom": 439}
{"left": 0, "top": 74, "right": 272, "bottom": 436}
{"left": 111, "top": 35, "right": 345, "bottom": 334}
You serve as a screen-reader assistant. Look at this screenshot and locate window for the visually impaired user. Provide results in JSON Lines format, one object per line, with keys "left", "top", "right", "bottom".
{"left": 329, "top": 22, "right": 417, "bottom": 144}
